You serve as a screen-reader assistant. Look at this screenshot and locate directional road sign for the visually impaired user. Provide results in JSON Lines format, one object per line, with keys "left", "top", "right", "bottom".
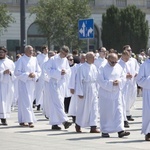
{"left": 78, "top": 18, "right": 94, "bottom": 39}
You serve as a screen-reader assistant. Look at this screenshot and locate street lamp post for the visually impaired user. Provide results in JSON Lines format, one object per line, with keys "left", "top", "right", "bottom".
{"left": 20, "top": 0, "right": 26, "bottom": 53}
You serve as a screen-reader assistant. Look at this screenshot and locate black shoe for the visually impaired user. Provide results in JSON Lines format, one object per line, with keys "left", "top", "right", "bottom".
{"left": 124, "top": 121, "right": 130, "bottom": 128}
{"left": 102, "top": 133, "right": 110, "bottom": 138}
{"left": 1, "top": 119, "right": 8, "bottom": 126}
{"left": 145, "top": 133, "right": 150, "bottom": 141}
{"left": 127, "top": 115, "right": 134, "bottom": 121}
{"left": 37, "top": 105, "right": 41, "bottom": 111}
{"left": 51, "top": 125, "right": 61, "bottom": 130}
{"left": 63, "top": 121, "right": 72, "bottom": 129}
{"left": 118, "top": 131, "right": 130, "bottom": 138}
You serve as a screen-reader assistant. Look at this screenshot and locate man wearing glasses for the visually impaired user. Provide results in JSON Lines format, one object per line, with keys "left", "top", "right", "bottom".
{"left": 98, "top": 53, "right": 130, "bottom": 138}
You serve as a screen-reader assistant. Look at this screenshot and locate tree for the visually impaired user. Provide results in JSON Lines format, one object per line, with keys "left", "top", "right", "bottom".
{"left": 30, "top": 0, "right": 91, "bottom": 49}
{"left": 0, "top": 4, "right": 15, "bottom": 34}
{"left": 101, "top": 5, "right": 149, "bottom": 53}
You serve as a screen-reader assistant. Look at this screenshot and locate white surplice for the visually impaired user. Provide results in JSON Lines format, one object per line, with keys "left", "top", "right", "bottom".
{"left": 97, "top": 62, "right": 126, "bottom": 133}
{"left": 136, "top": 59, "right": 150, "bottom": 135}
{"left": 94, "top": 57, "right": 107, "bottom": 70}
{"left": 75, "top": 62, "right": 99, "bottom": 127}
{"left": 125, "top": 57, "right": 139, "bottom": 116}
{"left": 68, "top": 63, "right": 81, "bottom": 116}
{"left": 41, "top": 59, "right": 51, "bottom": 118}
{"left": 45, "top": 54, "right": 71, "bottom": 125}
{"left": 0, "top": 57, "right": 15, "bottom": 118}
{"left": 14, "top": 55, "right": 41, "bottom": 123}
{"left": 118, "top": 58, "right": 129, "bottom": 121}
{"left": 35, "top": 53, "right": 48, "bottom": 105}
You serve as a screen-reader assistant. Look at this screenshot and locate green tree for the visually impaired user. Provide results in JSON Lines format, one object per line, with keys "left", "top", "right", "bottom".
{"left": 0, "top": 4, "right": 15, "bottom": 34}
{"left": 30, "top": 0, "right": 91, "bottom": 49}
{"left": 101, "top": 5, "right": 149, "bottom": 53}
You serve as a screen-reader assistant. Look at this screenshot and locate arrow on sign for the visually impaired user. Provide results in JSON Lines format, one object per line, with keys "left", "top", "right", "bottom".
{"left": 79, "top": 22, "right": 86, "bottom": 37}
{"left": 87, "top": 27, "right": 93, "bottom": 37}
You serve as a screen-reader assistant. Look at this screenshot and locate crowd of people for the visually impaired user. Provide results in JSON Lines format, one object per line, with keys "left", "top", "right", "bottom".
{"left": 0, "top": 44, "right": 150, "bottom": 141}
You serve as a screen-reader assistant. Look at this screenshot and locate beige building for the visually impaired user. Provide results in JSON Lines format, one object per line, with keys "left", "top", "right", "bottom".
{"left": 1, "top": 0, "right": 150, "bottom": 53}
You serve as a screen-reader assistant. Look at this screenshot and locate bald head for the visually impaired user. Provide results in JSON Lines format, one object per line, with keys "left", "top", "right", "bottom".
{"left": 108, "top": 53, "right": 118, "bottom": 66}
{"left": 108, "top": 53, "right": 118, "bottom": 60}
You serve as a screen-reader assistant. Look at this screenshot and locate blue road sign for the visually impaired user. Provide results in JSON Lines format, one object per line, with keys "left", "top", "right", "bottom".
{"left": 78, "top": 18, "right": 94, "bottom": 39}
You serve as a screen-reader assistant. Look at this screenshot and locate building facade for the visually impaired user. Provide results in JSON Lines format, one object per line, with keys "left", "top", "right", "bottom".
{"left": 0, "top": 0, "right": 150, "bottom": 54}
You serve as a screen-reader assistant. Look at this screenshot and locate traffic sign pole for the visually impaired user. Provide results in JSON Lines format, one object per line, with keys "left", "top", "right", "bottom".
{"left": 87, "top": 39, "right": 89, "bottom": 51}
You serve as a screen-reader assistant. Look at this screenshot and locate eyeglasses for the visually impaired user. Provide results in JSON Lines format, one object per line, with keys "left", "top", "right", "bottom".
{"left": 109, "top": 60, "right": 117, "bottom": 64}
{"left": 68, "top": 59, "right": 74, "bottom": 61}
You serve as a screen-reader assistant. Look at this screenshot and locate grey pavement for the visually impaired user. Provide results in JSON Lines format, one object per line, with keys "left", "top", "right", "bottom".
{"left": 0, "top": 97, "right": 149, "bottom": 150}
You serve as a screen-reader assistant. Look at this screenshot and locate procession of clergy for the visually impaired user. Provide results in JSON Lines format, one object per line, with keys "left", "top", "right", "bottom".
{"left": 0, "top": 44, "right": 150, "bottom": 141}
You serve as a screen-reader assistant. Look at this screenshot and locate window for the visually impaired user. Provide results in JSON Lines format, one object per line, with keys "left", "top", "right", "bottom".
{"left": 147, "top": 0, "right": 150, "bottom": 8}
{"left": 116, "top": 0, "right": 127, "bottom": 7}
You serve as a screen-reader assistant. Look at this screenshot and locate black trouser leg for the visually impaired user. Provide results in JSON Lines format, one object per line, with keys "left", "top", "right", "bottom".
{"left": 64, "top": 97, "right": 71, "bottom": 113}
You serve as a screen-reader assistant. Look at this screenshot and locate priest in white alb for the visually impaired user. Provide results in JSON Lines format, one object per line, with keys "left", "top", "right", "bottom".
{"left": 136, "top": 48, "right": 150, "bottom": 141}
{"left": 44, "top": 45, "right": 72, "bottom": 130}
{"left": 15, "top": 45, "right": 41, "bottom": 127}
{"left": 98, "top": 53, "right": 130, "bottom": 138}
{"left": 75, "top": 52, "right": 100, "bottom": 133}
{"left": 0, "top": 47, "right": 15, "bottom": 125}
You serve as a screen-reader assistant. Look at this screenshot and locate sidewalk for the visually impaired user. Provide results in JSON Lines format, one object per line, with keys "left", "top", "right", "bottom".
{"left": 0, "top": 97, "right": 149, "bottom": 150}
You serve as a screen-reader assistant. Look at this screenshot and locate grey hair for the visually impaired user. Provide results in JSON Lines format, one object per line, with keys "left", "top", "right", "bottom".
{"left": 24, "top": 45, "right": 33, "bottom": 51}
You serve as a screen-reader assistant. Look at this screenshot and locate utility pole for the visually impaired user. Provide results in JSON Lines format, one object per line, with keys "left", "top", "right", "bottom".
{"left": 20, "top": 0, "right": 26, "bottom": 53}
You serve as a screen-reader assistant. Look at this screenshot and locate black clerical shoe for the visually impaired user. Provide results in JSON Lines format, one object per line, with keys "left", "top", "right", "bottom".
{"left": 52, "top": 125, "right": 61, "bottom": 130}
{"left": 29, "top": 123, "right": 34, "bottom": 128}
{"left": 90, "top": 126, "right": 100, "bottom": 133}
{"left": 118, "top": 131, "right": 130, "bottom": 138}
{"left": 37, "top": 105, "right": 41, "bottom": 111}
{"left": 1, "top": 119, "right": 8, "bottom": 126}
{"left": 102, "top": 133, "right": 110, "bottom": 138}
{"left": 19, "top": 123, "right": 29, "bottom": 127}
{"left": 124, "top": 121, "right": 130, "bottom": 128}
{"left": 63, "top": 121, "right": 72, "bottom": 129}
{"left": 127, "top": 115, "right": 134, "bottom": 121}
{"left": 75, "top": 124, "right": 82, "bottom": 133}
{"left": 145, "top": 133, "right": 150, "bottom": 141}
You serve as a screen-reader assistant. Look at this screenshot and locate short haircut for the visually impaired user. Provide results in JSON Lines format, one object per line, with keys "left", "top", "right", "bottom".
{"left": 41, "top": 45, "right": 48, "bottom": 52}
{"left": 123, "top": 45, "right": 130, "bottom": 50}
{"left": 24, "top": 45, "right": 33, "bottom": 51}
{"left": 0, "top": 46, "right": 7, "bottom": 52}
{"left": 61, "top": 45, "right": 69, "bottom": 53}
{"left": 122, "top": 50, "right": 130, "bottom": 56}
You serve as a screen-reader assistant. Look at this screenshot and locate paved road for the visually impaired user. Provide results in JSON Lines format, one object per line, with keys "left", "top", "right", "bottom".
{"left": 0, "top": 97, "right": 149, "bottom": 150}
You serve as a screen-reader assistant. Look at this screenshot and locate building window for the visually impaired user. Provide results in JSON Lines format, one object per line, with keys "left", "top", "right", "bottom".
{"left": 116, "top": 0, "right": 127, "bottom": 7}
{"left": 147, "top": 0, "right": 150, "bottom": 8}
